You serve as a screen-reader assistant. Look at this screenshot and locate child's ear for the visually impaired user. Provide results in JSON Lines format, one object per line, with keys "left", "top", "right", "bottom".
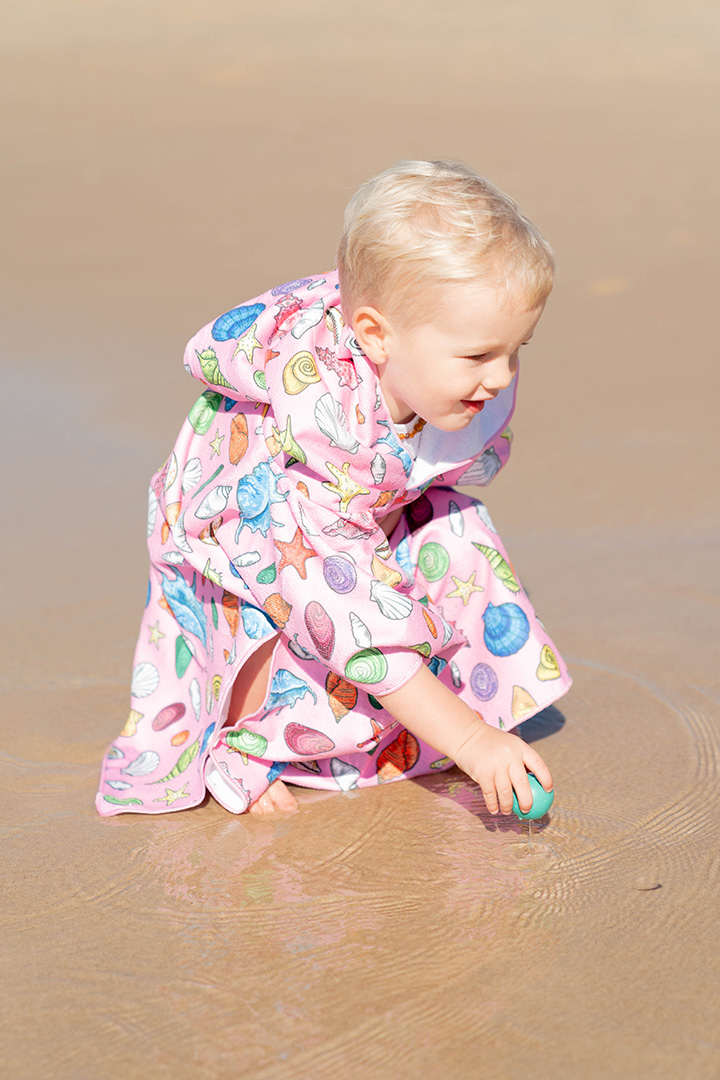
{"left": 351, "top": 306, "right": 392, "bottom": 369}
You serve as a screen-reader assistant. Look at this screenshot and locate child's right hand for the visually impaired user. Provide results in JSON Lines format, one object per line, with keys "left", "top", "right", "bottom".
{"left": 451, "top": 721, "right": 553, "bottom": 816}
{"left": 377, "top": 662, "right": 552, "bottom": 816}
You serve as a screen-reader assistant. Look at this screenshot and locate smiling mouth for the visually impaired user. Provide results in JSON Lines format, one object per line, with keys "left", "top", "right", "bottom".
{"left": 462, "top": 399, "right": 486, "bottom": 413}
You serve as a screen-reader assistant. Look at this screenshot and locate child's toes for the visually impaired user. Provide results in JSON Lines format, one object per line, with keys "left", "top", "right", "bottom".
{"left": 248, "top": 779, "right": 298, "bottom": 815}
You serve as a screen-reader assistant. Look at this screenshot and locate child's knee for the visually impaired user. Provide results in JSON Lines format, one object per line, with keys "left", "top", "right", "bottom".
{"left": 226, "top": 636, "right": 277, "bottom": 725}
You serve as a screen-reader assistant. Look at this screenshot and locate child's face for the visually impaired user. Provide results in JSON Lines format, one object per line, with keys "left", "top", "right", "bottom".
{"left": 365, "top": 283, "right": 545, "bottom": 430}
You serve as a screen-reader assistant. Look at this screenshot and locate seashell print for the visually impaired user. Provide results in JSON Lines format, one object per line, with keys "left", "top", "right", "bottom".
{"left": 330, "top": 758, "right": 361, "bottom": 791}
{"left": 482, "top": 602, "right": 530, "bottom": 657}
{"left": 511, "top": 685, "right": 538, "bottom": 722}
{"left": 448, "top": 499, "right": 464, "bottom": 537}
{"left": 282, "top": 351, "right": 321, "bottom": 394}
{"left": 171, "top": 512, "right": 192, "bottom": 554}
{"left": 131, "top": 662, "right": 160, "bottom": 699}
{"left": 417, "top": 542, "right": 450, "bottom": 583}
{"left": 107, "top": 780, "right": 132, "bottom": 790}
{"left": 288, "top": 635, "right": 317, "bottom": 662}
{"left": 314, "top": 393, "right": 360, "bottom": 453}
{"left": 161, "top": 570, "right": 208, "bottom": 645}
{"left": 325, "top": 672, "right": 358, "bottom": 721}
{"left": 239, "top": 601, "right": 276, "bottom": 638}
{"left": 458, "top": 447, "right": 502, "bottom": 486}
{"left": 107, "top": 747, "right": 124, "bottom": 759}
{"left": 406, "top": 494, "right": 434, "bottom": 532}
{"left": 290, "top": 297, "right": 325, "bottom": 339}
{"left": 356, "top": 406, "right": 365, "bottom": 424}
{"left": 297, "top": 502, "right": 319, "bottom": 537}
{"left": 273, "top": 279, "right": 312, "bottom": 296}
{"left": 284, "top": 722, "right": 335, "bottom": 757}
{"left": 263, "top": 592, "right": 292, "bottom": 629}
{"left": 472, "top": 544, "right": 521, "bottom": 592}
{"left": 222, "top": 591, "right": 239, "bottom": 636}
{"left": 344, "top": 647, "right": 388, "bottom": 684}
{"left": 256, "top": 564, "right": 277, "bottom": 585}
{"left": 120, "top": 709, "right": 143, "bottom": 738}
{"left": 229, "top": 413, "right": 249, "bottom": 464}
{"left": 370, "top": 453, "right": 386, "bottom": 484}
{"left": 195, "top": 485, "right": 232, "bottom": 519}
{"left": 376, "top": 729, "right": 420, "bottom": 782}
{"left": 470, "top": 662, "right": 498, "bottom": 701}
{"left": 152, "top": 702, "right": 186, "bottom": 731}
{"left": 164, "top": 503, "right": 180, "bottom": 528}
{"left": 450, "top": 661, "right": 462, "bottom": 688}
{"left": 161, "top": 551, "right": 185, "bottom": 565}
{"left": 430, "top": 757, "right": 453, "bottom": 771}
{"left": 122, "top": 750, "right": 160, "bottom": 777}
{"left": 370, "top": 555, "right": 402, "bottom": 587}
{"left": 175, "top": 634, "right": 194, "bottom": 678}
{"left": 474, "top": 501, "right": 497, "bottom": 532}
{"left": 155, "top": 737, "right": 200, "bottom": 783}
{"left": 349, "top": 612, "right": 372, "bottom": 648}
{"left": 212, "top": 675, "right": 222, "bottom": 700}
{"left": 304, "top": 601, "right": 335, "bottom": 660}
{"left": 323, "top": 555, "right": 357, "bottom": 594}
{"left": 253, "top": 370, "right": 266, "bottom": 391}
{"left": 422, "top": 608, "right": 438, "bottom": 638}
{"left": 226, "top": 728, "right": 268, "bottom": 757}
{"left": 264, "top": 670, "right": 317, "bottom": 715}
{"left": 322, "top": 517, "right": 376, "bottom": 540}
{"left": 188, "top": 390, "right": 223, "bottom": 435}
{"left": 182, "top": 457, "right": 203, "bottom": 494}
{"left": 296, "top": 759, "right": 322, "bottom": 774}
{"left": 211, "top": 302, "right": 265, "bottom": 341}
{"left": 164, "top": 453, "right": 178, "bottom": 491}
{"left": 410, "top": 642, "right": 432, "bottom": 658}
{"left": 189, "top": 678, "right": 201, "bottom": 722}
{"left": 201, "top": 558, "right": 222, "bottom": 587}
{"left": 233, "top": 550, "right": 261, "bottom": 569}
{"left": 196, "top": 347, "right": 233, "bottom": 388}
{"left": 171, "top": 730, "right": 189, "bottom": 747}
{"left": 324, "top": 306, "right": 345, "bottom": 343}
{"left": 537, "top": 644, "right": 561, "bottom": 681}
{"left": 369, "top": 580, "right": 413, "bottom": 620}
{"left": 147, "top": 487, "right": 158, "bottom": 538}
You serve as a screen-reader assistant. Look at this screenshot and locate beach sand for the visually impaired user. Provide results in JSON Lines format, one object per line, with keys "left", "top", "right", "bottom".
{"left": 1, "top": 2, "right": 719, "bottom": 1076}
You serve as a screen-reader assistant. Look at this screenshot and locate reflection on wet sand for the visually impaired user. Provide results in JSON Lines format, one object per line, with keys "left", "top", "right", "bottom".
{"left": 2, "top": 1, "right": 719, "bottom": 1076}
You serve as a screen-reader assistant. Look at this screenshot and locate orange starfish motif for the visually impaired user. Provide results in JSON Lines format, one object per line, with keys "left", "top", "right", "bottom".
{"left": 275, "top": 527, "right": 318, "bottom": 579}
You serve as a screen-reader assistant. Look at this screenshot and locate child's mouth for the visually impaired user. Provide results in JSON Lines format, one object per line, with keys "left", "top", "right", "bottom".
{"left": 462, "top": 399, "right": 486, "bottom": 414}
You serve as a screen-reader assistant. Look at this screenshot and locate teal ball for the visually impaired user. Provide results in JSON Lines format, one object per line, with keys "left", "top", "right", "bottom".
{"left": 512, "top": 773, "right": 555, "bottom": 820}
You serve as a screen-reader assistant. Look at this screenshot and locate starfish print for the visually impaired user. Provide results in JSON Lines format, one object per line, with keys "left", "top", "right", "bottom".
{"left": 322, "top": 461, "right": 370, "bottom": 514}
{"left": 153, "top": 783, "right": 190, "bottom": 806}
{"left": 233, "top": 323, "right": 262, "bottom": 364}
{"left": 446, "top": 572, "right": 484, "bottom": 606}
{"left": 275, "top": 526, "right": 318, "bottom": 579}
{"left": 148, "top": 621, "right": 165, "bottom": 647}
{"left": 209, "top": 428, "right": 225, "bottom": 457}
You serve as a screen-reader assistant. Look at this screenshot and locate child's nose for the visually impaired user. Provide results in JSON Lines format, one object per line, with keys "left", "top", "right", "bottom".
{"left": 482, "top": 355, "right": 517, "bottom": 391}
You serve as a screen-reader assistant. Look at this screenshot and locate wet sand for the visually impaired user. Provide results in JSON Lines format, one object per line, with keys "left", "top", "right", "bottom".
{"left": 2, "top": 2, "right": 719, "bottom": 1076}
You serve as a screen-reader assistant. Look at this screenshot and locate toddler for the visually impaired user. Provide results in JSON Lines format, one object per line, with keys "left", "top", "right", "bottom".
{"left": 97, "top": 160, "right": 572, "bottom": 819}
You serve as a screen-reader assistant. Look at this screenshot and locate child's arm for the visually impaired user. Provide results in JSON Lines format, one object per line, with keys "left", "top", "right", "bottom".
{"left": 376, "top": 664, "right": 552, "bottom": 815}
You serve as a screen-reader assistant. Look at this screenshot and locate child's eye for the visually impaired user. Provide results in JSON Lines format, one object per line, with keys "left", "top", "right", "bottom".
{"left": 466, "top": 353, "right": 490, "bottom": 362}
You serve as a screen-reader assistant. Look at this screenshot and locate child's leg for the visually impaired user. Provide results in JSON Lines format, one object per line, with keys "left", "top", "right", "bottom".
{"left": 224, "top": 638, "right": 298, "bottom": 815}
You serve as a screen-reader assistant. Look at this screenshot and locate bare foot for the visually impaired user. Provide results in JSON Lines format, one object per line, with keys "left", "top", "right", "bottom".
{"left": 248, "top": 779, "right": 298, "bottom": 815}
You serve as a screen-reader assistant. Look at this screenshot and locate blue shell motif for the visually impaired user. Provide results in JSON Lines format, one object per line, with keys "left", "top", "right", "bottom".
{"left": 200, "top": 723, "right": 216, "bottom": 755}
{"left": 263, "top": 669, "right": 317, "bottom": 716}
{"left": 211, "top": 303, "right": 266, "bottom": 342}
{"left": 482, "top": 602, "right": 530, "bottom": 657}
{"left": 373, "top": 420, "right": 413, "bottom": 477}
{"left": 160, "top": 571, "right": 207, "bottom": 646}
{"left": 235, "top": 460, "right": 287, "bottom": 538}
{"left": 241, "top": 603, "right": 276, "bottom": 640}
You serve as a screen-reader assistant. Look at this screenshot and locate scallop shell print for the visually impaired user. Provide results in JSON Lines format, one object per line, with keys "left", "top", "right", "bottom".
{"left": 211, "top": 303, "right": 266, "bottom": 342}
{"left": 282, "top": 351, "right": 321, "bottom": 394}
{"left": 314, "top": 393, "right": 359, "bottom": 453}
{"left": 131, "top": 662, "right": 160, "bottom": 699}
{"left": 369, "top": 580, "right": 413, "bottom": 620}
{"left": 482, "top": 602, "right": 530, "bottom": 657}
{"left": 182, "top": 458, "right": 203, "bottom": 494}
{"left": 304, "top": 601, "right": 336, "bottom": 660}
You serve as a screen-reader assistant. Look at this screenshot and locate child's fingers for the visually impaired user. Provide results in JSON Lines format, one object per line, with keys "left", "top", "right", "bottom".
{"left": 522, "top": 746, "right": 553, "bottom": 792}
{"left": 480, "top": 780, "right": 499, "bottom": 815}
{"left": 495, "top": 778, "right": 516, "bottom": 816}
{"left": 509, "top": 763, "right": 534, "bottom": 814}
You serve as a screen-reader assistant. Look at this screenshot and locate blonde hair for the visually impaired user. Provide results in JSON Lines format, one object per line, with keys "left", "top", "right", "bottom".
{"left": 336, "top": 160, "right": 555, "bottom": 323}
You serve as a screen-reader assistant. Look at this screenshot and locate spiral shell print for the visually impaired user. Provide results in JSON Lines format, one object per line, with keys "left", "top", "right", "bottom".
{"left": 330, "top": 757, "right": 361, "bottom": 791}
{"left": 322, "top": 555, "right": 357, "bottom": 594}
{"left": 226, "top": 728, "right": 268, "bottom": 757}
{"left": 469, "top": 662, "right": 498, "bottom": 701}
{"left": 282, "top": 351, "right": 321, "bottom": 394}
{"left": 345, "top": 647, "right": 388, "bottom": 684}
{"left": 196, "top": 485, "right": 232, "bottom": 520}
{"left": 349, "top": 612, "right": 372, "bottom": 649}
{"left": 304, "top": 601, "right": 336, "bottom": 660}
{"left": 472, "top": 544, "right": 520, "bottom": 592}
{"left": 325, "top": 672, "right": 358, "bottom": 721}
{"left": 417, "top": 542, "right": 450, "bottom": 582}
{"left": 537, "top": 644, "right": 561, "bottom": 681}
{"left": 482, "top": 602, "right": 530, "bottom": 657}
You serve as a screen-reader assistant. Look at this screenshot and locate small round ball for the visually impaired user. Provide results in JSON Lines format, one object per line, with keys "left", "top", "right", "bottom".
{"left": 512, "top": 772, "right": 555, "bottom": 820}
